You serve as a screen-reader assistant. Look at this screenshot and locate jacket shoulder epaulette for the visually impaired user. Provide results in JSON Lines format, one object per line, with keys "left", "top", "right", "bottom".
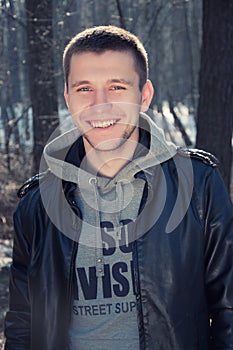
{"left": 177, "top": 147, "right": 219, "bottom": 167}
{"left": 17, "top": 170, "right": 50, "bottom": 198}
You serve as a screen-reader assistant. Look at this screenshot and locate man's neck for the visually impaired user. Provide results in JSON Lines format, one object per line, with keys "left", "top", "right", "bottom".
{"left": 83, "top": 140, "right": 138, "bottom": 178}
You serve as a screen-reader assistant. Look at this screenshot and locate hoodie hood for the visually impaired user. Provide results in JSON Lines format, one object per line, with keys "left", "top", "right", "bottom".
{"left": 43, "top": 112, "right": 177, "bottom": 186}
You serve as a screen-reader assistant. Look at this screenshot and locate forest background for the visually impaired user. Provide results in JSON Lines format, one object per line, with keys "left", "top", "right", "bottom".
{"left": 0, "top": 0, "right": 233, "bottom": 347}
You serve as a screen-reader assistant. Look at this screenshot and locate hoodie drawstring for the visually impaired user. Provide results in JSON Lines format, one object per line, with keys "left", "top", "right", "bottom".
{"left": 89, "top": 177, "right": 105, "bottom": 277}
{"left": 115, "top": 180, "right": 124, "bottom": 241}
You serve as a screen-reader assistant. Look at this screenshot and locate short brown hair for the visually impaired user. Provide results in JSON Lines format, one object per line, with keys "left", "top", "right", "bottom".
{"left": 63, "top": 25, "right": 148, "bottom": 91}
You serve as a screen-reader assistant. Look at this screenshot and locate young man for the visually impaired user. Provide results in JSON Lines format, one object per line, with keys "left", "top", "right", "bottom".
{"left": 4, "top": 26, "right": 233, "bottom": 350}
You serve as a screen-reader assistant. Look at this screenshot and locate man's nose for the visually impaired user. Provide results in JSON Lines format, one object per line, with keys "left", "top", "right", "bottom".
{"left": 92, "top": 90, "right": 111, "bottom": 111}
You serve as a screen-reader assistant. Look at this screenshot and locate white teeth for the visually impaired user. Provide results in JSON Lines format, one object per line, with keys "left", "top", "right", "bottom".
{"left": 91, "top": 120, "right": 116, "bottom": 128}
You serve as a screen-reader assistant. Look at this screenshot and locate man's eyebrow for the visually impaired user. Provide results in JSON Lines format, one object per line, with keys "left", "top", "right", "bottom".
{"left": 108, "top": 78, "right": 133, "bottom": 86}
{"left": 70, "top": 80, "right": 90, "bottom": 89}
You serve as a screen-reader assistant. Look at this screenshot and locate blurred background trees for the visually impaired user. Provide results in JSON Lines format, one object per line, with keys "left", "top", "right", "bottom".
{"left": 196, "top": 0, "right": 233, "bottom": 189}
{"left": 26, "top": 0, "right": 59, "bottom": 174}
{"left": 0, "top": 0, "right": 232, "bottom": 190}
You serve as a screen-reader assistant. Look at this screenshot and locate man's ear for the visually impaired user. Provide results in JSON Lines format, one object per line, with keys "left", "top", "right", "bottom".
{"left": 140, "top": 80, "right": 154, "bottom": 112}
{"left": 64, "top": 84, "right": 69, "bottom": 109}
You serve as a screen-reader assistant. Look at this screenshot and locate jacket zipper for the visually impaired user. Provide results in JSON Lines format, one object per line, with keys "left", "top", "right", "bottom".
{"left": 132, "top": 240, "right": 146, "bottom": 350}
{"left": 64, "top": 239, "right": 78, "bottom": 350}
{"left": 65, "top": 198, "right": 81, "bottom": 349}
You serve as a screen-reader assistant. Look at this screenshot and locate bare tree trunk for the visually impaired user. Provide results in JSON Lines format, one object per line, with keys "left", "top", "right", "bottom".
{"left": 115, "top": 0, "right": 126, "bottom": 29}
{"left": 196, "top": 0, "right": 233, "bottom": 189}
{"left": 0, "top": 0, "right": 11, "bottom": 170}
{"left": 14, "top": 0, "right": 29, "bottom": 103}
{"left": 26, "top": 0, "right": 59, "bottom": 174}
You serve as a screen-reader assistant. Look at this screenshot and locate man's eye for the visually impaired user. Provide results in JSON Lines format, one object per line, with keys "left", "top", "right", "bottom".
{"left": 111, "top": 86, "right": 126, "bottom": 91}
{"left": 77, "top": 87, "right": 91, "bottom": 92}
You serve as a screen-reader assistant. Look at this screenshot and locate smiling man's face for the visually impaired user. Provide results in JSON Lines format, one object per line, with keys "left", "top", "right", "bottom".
{"left": 64, "top": 50, "right": 153, "bottom": 153}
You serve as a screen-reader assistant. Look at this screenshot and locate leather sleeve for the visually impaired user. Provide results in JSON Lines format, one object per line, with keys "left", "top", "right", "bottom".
{"left": 4, "top": 202, "right": 31, "bottom": 349}
{"left": 204, "top": 168, "right": 233, "bottom": 348}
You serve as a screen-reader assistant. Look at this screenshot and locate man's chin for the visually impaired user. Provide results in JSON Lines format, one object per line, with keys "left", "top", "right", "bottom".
{"left": 84, "top": 136, "right": 128, "bottom": 153}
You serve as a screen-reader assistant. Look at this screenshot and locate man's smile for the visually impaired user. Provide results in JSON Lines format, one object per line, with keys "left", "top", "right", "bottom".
{"left": 89, "top": 119, "right": 117, "bottom": 128}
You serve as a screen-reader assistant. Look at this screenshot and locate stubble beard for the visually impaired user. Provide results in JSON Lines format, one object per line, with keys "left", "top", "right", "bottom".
{"left": 83, "top": 124, "right": 138, "bottom": 153}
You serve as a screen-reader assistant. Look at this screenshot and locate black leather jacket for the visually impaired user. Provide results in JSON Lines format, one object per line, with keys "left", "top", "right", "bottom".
{"left": 4, "top": 149, "right": 233, "bottom": 350}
